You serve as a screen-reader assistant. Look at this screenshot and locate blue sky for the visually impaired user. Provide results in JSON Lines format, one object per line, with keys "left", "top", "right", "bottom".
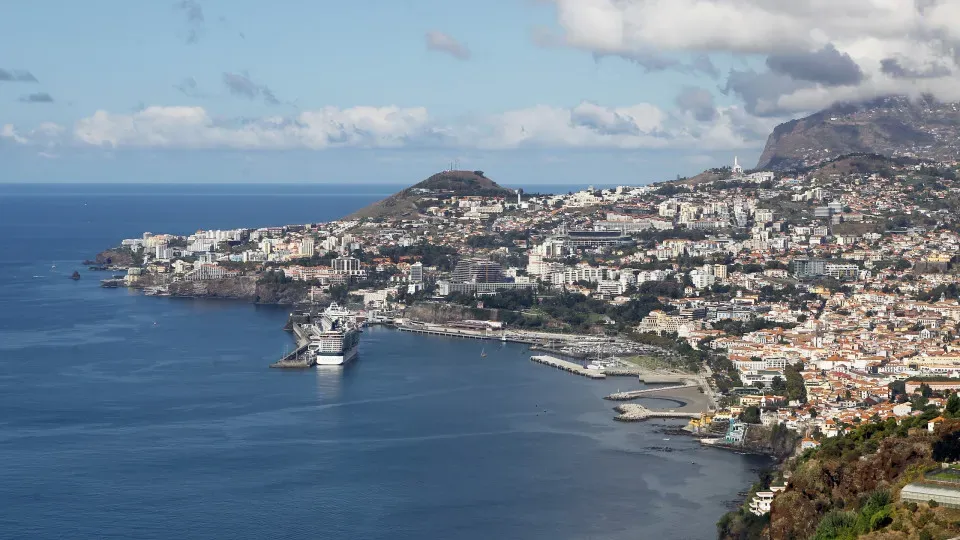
{"left": 2, "top": 0, "right": 957, "bottom": 184}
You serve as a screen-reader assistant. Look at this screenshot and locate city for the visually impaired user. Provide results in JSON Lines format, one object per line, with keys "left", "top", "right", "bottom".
{"left": 85, "top": 153, "right": 960, "bottom": 536}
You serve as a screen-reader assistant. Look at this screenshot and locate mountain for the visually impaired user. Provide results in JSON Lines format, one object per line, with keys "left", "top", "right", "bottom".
{"left": 346, "top": 170, "right": 515, "bottom": 220}
{"left": 756, "top": 95, "right": 960, "bottom": 170}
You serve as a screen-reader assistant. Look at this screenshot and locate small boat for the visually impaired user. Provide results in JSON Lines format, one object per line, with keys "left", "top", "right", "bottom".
{"left": 480, "top": 348, "right": 487, "bottom": 358}
{"left": 70, "top": 271, "right": 81, "bottom": 280}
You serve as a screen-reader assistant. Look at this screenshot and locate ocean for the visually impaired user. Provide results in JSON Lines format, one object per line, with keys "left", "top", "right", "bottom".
{"left": 0, "top": 184, "right": 765, "bottom": 540}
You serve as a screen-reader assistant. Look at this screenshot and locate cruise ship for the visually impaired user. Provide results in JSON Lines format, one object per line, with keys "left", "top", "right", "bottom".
{"left": 304, "top": 303, "right": 362, "bottom": 365}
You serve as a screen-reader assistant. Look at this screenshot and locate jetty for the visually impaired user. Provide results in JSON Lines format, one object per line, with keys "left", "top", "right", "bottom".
{"left": 269, "top": 344, "right": 313, "bottom": 368}
{"left": 604, "top": 383, "right": 698, "bottom": 401}
{"left": 530, "top": 355, "right": 606, "bottom": 379}
{"left": 613, "top": 403, "right": 701, "bottom": 422}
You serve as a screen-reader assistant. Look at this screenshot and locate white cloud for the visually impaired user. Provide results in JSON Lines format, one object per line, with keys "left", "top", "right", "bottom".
{"left": 551, "top": 0, "right": 933, "bottom": 55}
{"left": 72, "top": 105, "right": 433, "bottom": 149}
{"left": 1, "top": 122, "right": 64, "bottom": 146}
{"left": 4, "top": 100, "right": 774, "bottom": 153}
{"left": 546, "top": 0, "right": 960, "bottom": 115}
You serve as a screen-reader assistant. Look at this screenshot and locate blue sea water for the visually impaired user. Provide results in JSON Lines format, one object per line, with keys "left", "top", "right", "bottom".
{"left": 0, "top": 184, "right": 764, "bottom": 540}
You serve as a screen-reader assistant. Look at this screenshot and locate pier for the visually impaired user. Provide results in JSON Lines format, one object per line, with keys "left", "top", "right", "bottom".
{"left": 530, "top": 355, "right": 606, "bottom": 379}
{"left": 604, "top": 383, "right": 698, "bottom": 401}
{"left": 613, "top": 403, "right": 701, "bottom": 422}
{"left": 269, "top": 344, "right": 313, "bottom": 368}
{"left": 397, "top": 322, "right": 535, "bottom": 344}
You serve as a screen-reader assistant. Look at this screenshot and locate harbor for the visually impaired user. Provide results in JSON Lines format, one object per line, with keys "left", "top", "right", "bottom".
{"left": 270, "top": 303, "right": 362, "bottom": 368}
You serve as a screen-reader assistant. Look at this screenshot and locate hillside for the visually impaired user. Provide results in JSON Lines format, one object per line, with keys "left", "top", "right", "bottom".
{"left": 347, "top": 170, "right": 515, "bottom": 221}
{"left": 719, "top": 415, "right": 960, "bottom": 540}
{"left": 671, "top": 167, "right": 734, "bottom": 186}
{"left": 756, "top": 96, "right": 960, "bottom": 171}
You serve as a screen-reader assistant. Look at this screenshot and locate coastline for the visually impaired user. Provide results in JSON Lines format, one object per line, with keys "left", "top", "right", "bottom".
{"left": 89, "top": 258, "right": 760, "bottom": 539}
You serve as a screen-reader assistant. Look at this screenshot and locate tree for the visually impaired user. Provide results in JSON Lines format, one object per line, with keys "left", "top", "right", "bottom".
{"left": 920, "top": 383, "right": 933, "bottom": 398}
{"left": 771, "top": 376, "right": 786, "bottom": 394}
{"left": 947, "top": 393, "right": 960, "bottom": 418}
{"left": 784, "top": 362, "right": 807, "bottom": 403}
{"left": 740, "top": 406, "right": 761, "bottom": 424}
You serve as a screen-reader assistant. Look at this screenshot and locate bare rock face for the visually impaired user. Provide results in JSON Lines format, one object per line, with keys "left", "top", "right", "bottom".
{"left": 161, "top": 276, "right": 311, "bottom": 304}
{"left": 756, "top": 95, "right": 960, "bottom": 170}
{"left": 94, "top": 249, "right": 137, "bottom": 266}
{"left": 168, "top": 276, "right": 258, "bottom": 300}
{"left": 403, "top": 302, "right": 483, "bottom": 324}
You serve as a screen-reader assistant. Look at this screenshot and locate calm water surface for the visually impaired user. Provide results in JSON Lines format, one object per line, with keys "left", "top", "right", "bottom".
{"left": 0, "top": 185, "right": 764, "bottom": 540}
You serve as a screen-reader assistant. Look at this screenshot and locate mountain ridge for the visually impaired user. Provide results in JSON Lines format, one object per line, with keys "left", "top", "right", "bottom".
{"left": 756, "top": 95, "right": 960, "bottom": 170}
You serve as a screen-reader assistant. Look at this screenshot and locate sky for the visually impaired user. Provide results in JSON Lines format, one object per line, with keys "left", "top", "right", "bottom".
{"left": 3, "top": 0, "right": 960, "bottom": 185}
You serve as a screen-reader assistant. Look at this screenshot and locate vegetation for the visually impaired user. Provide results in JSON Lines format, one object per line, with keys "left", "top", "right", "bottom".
{"left": 378, "top": 243, "right": 458, "bottom": 272}
{"left": 444, "top": 289, "right": 670, "bottom": 335}
{"left": 712, "top": 318, "right": 797, "bottom": 337}
{"left": 721, "top": 416, "right": 960, "bottom": 539}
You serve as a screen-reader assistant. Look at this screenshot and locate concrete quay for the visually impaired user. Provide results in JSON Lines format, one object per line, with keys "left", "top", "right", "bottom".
{"left": 604, "top": 383, "right": 698, "bottom": 401}
{"left": 397, "top": 322, "right": 535, "bottom": 344}
{"left": 269, "top": 344, "right": 314, "bottom": 369}
{"left": 601, "top": 368, "right": 644, "bottom": 377}
{"left": 530, "top": 355, "right": 606, "bottom": 379}
{"left": 638, "top": 374, "right": 694, "bottom": 384}
{"left": 613, "top": 403, "right": 701, "bottom": 422}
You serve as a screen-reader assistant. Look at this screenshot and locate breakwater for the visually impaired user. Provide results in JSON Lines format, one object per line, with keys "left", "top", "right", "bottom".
{"left": 530, "top": 355, "right": 606, "bottom": 379}
{"left": 613, "top": 403, "right": 702, "bottom": 422}
{"left": 604, "top": 383, "right": 698, "bottom": 401}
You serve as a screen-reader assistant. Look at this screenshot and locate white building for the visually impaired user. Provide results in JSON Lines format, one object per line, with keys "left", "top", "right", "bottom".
{"left": 332, "top": 256, "right": 364, "bottom": 276}
{"left": 409, "top": 262, "right": 424, "bottom": 283}
{"left": 301, "top": 237, "right": 315, "bottom": 258}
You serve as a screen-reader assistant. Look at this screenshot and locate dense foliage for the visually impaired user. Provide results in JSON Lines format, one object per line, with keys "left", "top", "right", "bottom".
{"left": 721, "top": 415, "right": 960, "bottom": 540}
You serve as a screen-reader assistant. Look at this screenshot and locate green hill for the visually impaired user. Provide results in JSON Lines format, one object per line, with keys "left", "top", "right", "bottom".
{"left": 346, "top": 170, "right": 515, "bottom": 221}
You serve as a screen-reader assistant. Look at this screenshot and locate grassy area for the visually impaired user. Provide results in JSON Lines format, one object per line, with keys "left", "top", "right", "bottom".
{"left": 926, "top": 467, "right": 960, "bottom": 484}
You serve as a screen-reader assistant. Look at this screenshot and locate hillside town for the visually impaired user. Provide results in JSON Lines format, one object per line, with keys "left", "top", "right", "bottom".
{"left": 93, "top": 156, "right": 960, "bottom": 522}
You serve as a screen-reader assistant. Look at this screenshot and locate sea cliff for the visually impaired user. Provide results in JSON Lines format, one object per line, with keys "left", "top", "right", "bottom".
{"left": 133, "top": 274, "right": 312, "bottom": 305}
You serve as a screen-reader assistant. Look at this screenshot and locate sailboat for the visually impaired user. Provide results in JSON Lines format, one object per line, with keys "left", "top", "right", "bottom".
{"left": 480, "top": 347, "right": 487, "bottom": 358}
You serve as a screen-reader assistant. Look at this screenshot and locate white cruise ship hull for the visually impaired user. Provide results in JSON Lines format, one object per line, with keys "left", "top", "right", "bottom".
{"left": 314, "top": 344, "right": 359, "bottom": 366}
